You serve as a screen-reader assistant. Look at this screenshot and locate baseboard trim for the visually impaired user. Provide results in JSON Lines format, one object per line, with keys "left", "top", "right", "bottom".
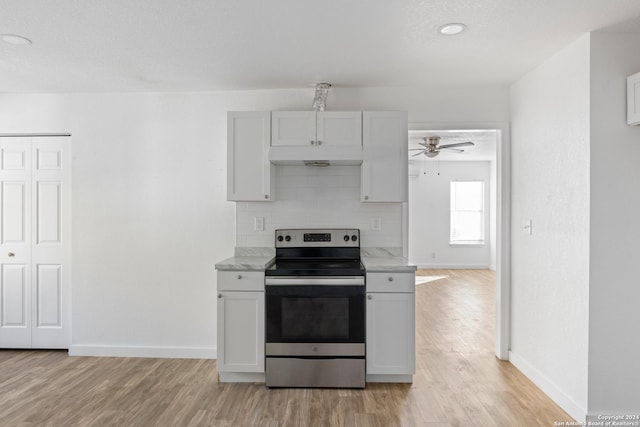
{"left": 219, "top": 372, "right": 265, "bottom": 383}
{"left": 509, "top": 350, "right": 586, "bottom": 423}
{"left": 366, "top": 374, "right": 413, "bottom": 383}
{"left": 69, "top": 344, "right": 216, "bottom": 359}
{"left": 414, "top": 264, "right": 491, "bottom": 269}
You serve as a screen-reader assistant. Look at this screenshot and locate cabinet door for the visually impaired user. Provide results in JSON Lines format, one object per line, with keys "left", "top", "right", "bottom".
{"left": 361, "top": 112, "right": 408, "bottom": 202}
{"left": 366, "top": 292, "right": 415, "bottom": 375}
{"left": 30, "top": 137, "right": 72, "bottom": 349}
{"left": 217, "top": 291, "right": 265, "bottom": 373}
{"left": 316, "top": 112, "right": 362, "bottom": 147}
{"left": 227, "top": 112, "right": 272, "bottom": 201}
{"left": 271, "top": 111, "right": 316, "bottom": 147}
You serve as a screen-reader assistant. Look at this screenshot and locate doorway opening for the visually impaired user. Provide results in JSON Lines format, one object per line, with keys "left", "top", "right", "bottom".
{"left": 404, "top": 123, "right": 510, "bottom": 359}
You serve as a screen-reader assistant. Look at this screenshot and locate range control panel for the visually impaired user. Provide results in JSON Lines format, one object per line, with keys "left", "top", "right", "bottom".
{"left": 275, "top": 229, "right": 360, "bottom": 248}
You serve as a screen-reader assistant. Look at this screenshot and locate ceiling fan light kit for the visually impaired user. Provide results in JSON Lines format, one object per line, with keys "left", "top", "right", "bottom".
{"left": 1, "top": 33, "right": 32, "bottom": 45}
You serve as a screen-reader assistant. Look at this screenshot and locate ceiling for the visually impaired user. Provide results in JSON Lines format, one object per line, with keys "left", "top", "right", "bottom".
{"left": 409, "top": 130, "right": 497, "bottom": 161}
{"left": 1, "top": 0, "right": 639, "bottom": 93}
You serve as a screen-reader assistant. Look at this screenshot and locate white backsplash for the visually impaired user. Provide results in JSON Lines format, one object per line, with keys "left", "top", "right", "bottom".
{"left": 236, "top": 165, "right": 403, "bottom": 248}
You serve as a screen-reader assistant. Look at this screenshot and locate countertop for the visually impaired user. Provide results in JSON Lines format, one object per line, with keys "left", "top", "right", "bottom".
{"left": 216, "top": 247, "right": 415, "bottom": 273}
{"left": 215, "top": 256, "right": 275, "bottom": 271}
{"left": 361, "top": 256, "right": 417, "bottom": 272}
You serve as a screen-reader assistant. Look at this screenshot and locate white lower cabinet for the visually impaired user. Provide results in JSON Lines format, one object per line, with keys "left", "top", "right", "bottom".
{"left": 366, "top": 272, "right": 415, "bottom": 382}
{"left": 217, "top": 271, "right": 265, "bottom": 382}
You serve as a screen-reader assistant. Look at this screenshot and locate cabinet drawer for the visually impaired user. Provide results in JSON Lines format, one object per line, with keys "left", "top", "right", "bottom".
{"left": 367, "top": 272, "right": 414, "bottom": 293}
{"left": 218, "top": 271, "right": 265, "bottom": 291}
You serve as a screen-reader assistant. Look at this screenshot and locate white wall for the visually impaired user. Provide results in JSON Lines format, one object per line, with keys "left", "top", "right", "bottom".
{"left": 509, "top": 35, "right": 591, "bottom": 420}
{"left": 588, "top": 32, "right": 640, "bottom": 416}
{"left": 0, "top": 85, "right": 508, "bottom": 358}
{"left": 408, "top": 161, "right": 492, "bottom": 268}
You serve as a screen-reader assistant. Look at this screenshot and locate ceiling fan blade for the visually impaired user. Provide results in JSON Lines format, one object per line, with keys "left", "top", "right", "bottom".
{"left": 438, "top": 141, "right": 475, "bottom": 149}
{"left": 409, "top": 148, "right": 426, "bottom": 151}
{"left": 411, "top": 151, "right": 426, "bottom": 157}
{"left": 440, "top": 148, "right": 465, "bottom": 153}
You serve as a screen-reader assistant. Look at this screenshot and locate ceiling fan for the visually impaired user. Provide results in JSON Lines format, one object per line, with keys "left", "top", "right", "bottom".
{"left": 410, "top": 136, "right": 475, "bottom": 158}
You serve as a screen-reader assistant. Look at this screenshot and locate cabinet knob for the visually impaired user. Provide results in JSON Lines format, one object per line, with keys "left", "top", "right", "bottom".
{"left": 8, "top": 252, "right": 15, "bottom": 257}
{"left": 237, "top": 274, "right": 242, "bottom": 280}
{"left": 317, "top": 140, "right": 322, "bottom": 145}
{"left": 218, "top": 293, "right": 222, "bottom": 298}
{"left": 264, "top": 194, "right": 269, "bottom": 199}
{"left": 388, "top": 277, "right": 394, "bottom": 282}
{"left": 364, "top": 195, "right": 369, "bottom": 201}
{"left": 367, "top": 294, "right": 373, "bottom": 300}
{"left": 310, "top": 140, "right": 315, "bottom": 145}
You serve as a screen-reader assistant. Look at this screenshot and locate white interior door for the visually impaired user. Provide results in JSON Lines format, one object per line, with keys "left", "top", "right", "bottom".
{"left": 0, "top": 138, "right": 32, "bottom": 347}
{"left": 0, "top": 136, "right": 71, "bottom": 349}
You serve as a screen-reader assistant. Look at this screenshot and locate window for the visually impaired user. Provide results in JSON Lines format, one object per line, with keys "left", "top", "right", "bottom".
{"left": 450, "top": 181, "right": 485, "bottom": 245}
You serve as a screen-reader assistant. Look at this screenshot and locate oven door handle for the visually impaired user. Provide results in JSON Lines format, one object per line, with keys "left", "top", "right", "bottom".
{"left": 265, "top": 276, "right": 365, "bottom": 286}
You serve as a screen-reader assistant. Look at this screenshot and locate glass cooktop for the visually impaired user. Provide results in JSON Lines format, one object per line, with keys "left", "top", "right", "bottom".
{"left": 265, "top": 259, "right": 365, "bottom": 277}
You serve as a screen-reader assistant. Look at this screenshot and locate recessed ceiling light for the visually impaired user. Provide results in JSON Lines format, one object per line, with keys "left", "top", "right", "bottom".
{"left": 438, "top": 23, "right": 466, "bottom": 36}
{"left": 1, "top": 34, "right": 32, "bottom": 45}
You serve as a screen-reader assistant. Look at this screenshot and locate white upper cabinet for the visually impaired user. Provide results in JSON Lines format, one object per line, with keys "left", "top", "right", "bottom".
{"left": 270, "top": 111, "right": 363, "bottom": 164}
{"left": 271, "top": 111, "right": 362, "bottom": 147}
{"left": 227, "top": 110, "right": 409, "bottom": 199}
{"left": 361, "top": 111, "right": 408, "bottom": 202}
{"left": 227, "top": 111, "right": 273, "bottom": 201}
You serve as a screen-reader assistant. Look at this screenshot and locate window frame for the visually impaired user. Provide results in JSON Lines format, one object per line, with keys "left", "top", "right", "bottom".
{"left": 449, "top": 180, "right": 486, "bottom": 246}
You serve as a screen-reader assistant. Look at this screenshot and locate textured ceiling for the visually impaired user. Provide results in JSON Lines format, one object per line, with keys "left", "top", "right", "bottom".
{"left": 1, "top": 0, "right": 639, "bottom": 92}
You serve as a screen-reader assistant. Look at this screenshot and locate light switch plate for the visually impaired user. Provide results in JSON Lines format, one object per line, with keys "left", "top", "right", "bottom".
{"left": 524, "top": 219, "right": 532, "bottom": 235}
{"left": 371, "top": 217, "right": 382, "bottom": 231}
{"left": 254, "top": 217, "right": 264, "bottom": 231}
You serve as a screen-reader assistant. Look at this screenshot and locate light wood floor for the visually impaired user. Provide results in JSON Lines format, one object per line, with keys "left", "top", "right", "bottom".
{"left": 0, "top": 269, "right": 571, "bottom": 426}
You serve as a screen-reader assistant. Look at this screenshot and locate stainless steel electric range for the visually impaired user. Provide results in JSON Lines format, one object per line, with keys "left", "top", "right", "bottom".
{"left": 264, "top": 228, "right": 366, "bottom": 388}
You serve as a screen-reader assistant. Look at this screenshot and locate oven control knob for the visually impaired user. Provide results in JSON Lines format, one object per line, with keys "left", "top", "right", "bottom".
{"left": 343, "top": 235, "right": 349, "bottom": 242}
{"left": 312, "top": 346, "right": 318, "bottom": 352}
{"left": 285, "top": 235, "right": 291, "bottom": 242}
{"left": 277, "top": 235, "right": 284, "bottom": 242}
{"left": 351, "top": 235, "right": 357, "bottom": 242}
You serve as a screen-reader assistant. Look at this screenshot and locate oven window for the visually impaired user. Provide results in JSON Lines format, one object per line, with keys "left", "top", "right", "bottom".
{"left": 281, "top": 297, "right": 349, "bottom": 339}
{"left": 266, "top": 285, "right": 365, "bottom": 344}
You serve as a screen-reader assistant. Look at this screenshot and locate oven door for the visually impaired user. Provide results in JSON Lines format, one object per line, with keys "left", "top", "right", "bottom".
{"left": 265, "top": 277, "right": 365, "bottom": 356}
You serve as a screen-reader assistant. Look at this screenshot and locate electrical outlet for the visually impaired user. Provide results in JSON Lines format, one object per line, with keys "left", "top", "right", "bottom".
{"left": 371, "top": 217, "right": 382, "bottom": 231}
{"left": 431, "top": 252, "right": 436, "bottom": 259}
{"left": 254, "top": 217, "right": 264, "bottom": 231}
